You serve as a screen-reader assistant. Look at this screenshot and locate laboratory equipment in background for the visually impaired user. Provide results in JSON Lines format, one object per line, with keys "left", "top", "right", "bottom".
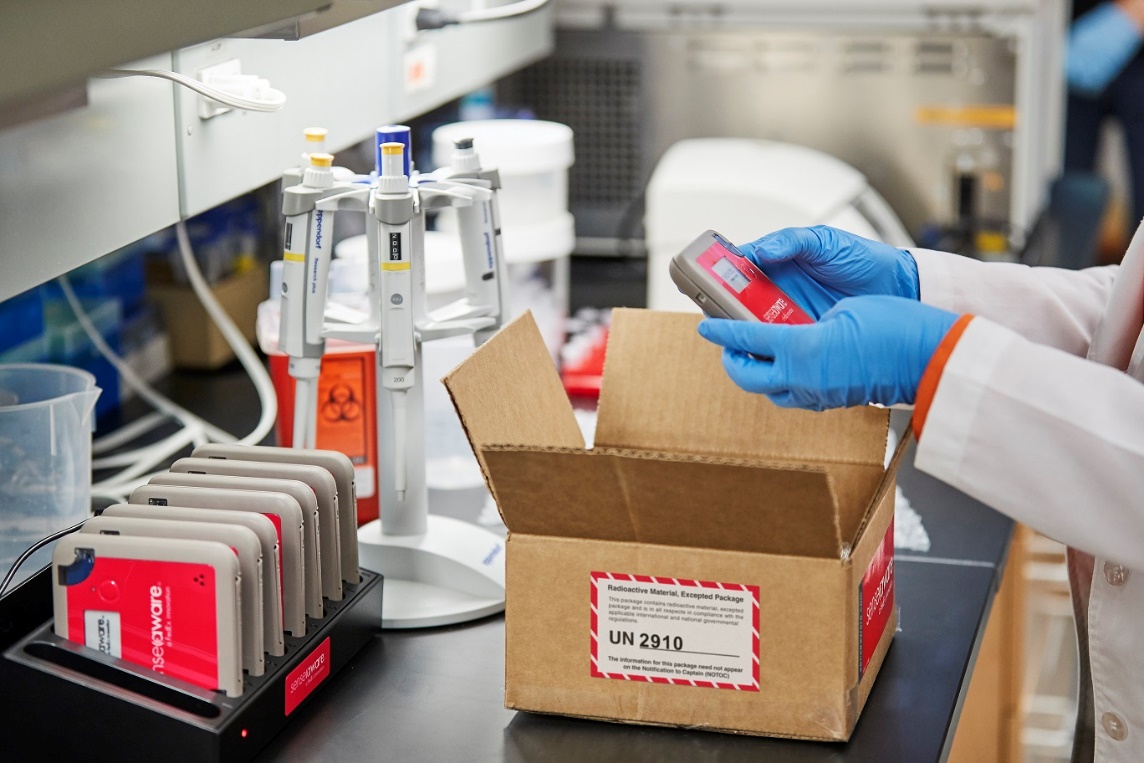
{"left": 432, "top": 120, "right": 575, "bottom": 360}
{"left": 0, "top": 365, "right": 100, "bottom": 586}
{"left": 271, "top": 131, "right": 515, "bottom": 628}
{"left": 646, "top": 139, "right": 912, "bottom": 312}
{"left": 261, "top": 230, "right": 488, "bottom": 527}
{"left": 500, "top": 0, "right": 1066, "bottom": 258}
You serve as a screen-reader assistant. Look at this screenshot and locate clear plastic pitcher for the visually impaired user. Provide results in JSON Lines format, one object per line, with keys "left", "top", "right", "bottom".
{"left": 0, "top": 364, "right": 100, "bottom": 586}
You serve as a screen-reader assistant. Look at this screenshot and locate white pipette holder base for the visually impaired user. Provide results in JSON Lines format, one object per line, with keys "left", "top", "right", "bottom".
{"left": 357, "top": 514, "right": 505, "bottom": 629}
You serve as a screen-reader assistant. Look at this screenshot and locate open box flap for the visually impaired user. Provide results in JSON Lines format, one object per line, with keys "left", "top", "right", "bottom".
{"left": 481, "top": 447, "right": 845, "bottom": 558}
{"left": 443, "top": 312, "right": 584, "bottom": 514}
{"left": 595, "top": 309, "right": 889, "bottom": 467}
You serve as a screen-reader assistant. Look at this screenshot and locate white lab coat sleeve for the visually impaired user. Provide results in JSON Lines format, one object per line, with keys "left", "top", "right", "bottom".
{"left": 911, "top": 248, "right": 1118, "bottom": 356}
{"left": 914, "top": 317, "right": 1144, "bottom": 570}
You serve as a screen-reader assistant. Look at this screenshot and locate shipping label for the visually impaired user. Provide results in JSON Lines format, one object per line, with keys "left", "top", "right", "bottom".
{"left": 590, "top": 572, "right": 760, "bottom": 691}
{"left": 859, "top": 519, "right": 895, "bottom": 678}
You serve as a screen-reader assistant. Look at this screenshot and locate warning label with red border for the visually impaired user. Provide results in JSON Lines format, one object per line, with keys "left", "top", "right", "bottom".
{"left": 590, "top": 572, "right": 760, "bottom": 691}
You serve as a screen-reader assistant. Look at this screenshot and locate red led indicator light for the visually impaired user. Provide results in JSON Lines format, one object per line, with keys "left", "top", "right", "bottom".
{"left": 241, "top": 729, "right": 248, "bottom": 739}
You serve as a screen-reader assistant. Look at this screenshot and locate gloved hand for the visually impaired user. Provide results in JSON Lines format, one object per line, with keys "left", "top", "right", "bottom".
{"left": 737, "top": 226, "right": 920, "bottom": 320}
{"left": 1067, "top": 2, "right": 1144, "bottom": 96}
{"left": 697, "top": 295, "right": 959, "bottom": 411}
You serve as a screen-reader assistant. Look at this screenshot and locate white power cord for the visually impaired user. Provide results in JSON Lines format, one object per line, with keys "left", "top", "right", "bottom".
{"left": 58, "top": 276, "right": 237, "bottom": 448}
{"left": 99, "top": 68, "right": 287, "bottom": 112}
{"left": 77, "top": 219, "right": 278, "bottom": 501}
{"left": 416, "top": 0, "right": 550, "bottom": 29}
{"left": 174, "top": 219, "right": 278, "bottom": 448}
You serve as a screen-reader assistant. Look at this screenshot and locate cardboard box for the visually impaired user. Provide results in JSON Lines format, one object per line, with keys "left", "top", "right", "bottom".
{"left": 444, "top": 308, "right": 907, "bottom": 741}
{"left": 149, "top": 265, "right": 268, "bottom": 370}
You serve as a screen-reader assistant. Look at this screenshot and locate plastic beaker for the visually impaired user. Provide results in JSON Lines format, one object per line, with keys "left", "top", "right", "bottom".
{"left": 0, "top": 364, "right": 100, "bottom": 587}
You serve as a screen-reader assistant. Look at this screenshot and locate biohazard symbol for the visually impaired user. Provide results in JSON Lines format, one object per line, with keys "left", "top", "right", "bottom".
{"left": 321, "top": 383, "right": 362, "bottom": 423}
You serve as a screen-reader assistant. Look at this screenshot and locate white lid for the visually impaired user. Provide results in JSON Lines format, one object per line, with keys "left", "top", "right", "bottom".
{"left": 432, "top": 120, "right": 574, "bottom": 176}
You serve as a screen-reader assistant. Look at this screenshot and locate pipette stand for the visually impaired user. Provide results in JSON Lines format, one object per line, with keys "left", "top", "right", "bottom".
{"left": 342, "top": 180, "right": 507, "bottom": 629}
{"left": 358, "top": 359, "right": 505, "bottom": 630}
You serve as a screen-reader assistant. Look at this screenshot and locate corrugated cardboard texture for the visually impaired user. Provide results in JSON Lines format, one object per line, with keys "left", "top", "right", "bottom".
{"left": 150, "top": 265, "right": 267, "bottom": 370}
{"left": 442, "top": 312, "right": 584, "bottom": 514}
{"left": 483, "top": 448, "right": 843, "bottom": 557}
{"left": 506, "top": 534, "right": 855, "bottom": 740}
{"left": 596, "top": 309, "right": 889, "bottom": 466}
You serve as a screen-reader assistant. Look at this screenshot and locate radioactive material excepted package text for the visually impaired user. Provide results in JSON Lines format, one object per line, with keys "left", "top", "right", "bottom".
{"left": 444, "top": 309, "right": 906, "bottom": 741}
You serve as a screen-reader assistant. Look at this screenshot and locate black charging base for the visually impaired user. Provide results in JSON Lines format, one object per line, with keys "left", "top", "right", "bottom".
{"left": 0, "top": 565, "right": 382, "bottom": 762}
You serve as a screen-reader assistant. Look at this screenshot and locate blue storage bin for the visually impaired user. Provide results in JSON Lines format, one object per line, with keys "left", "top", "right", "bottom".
{"left": 0, "top": 287, "right": 44, "bottom": 354}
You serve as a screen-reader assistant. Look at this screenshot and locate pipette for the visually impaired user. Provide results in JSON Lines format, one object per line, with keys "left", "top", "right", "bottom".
{"left": 279, "top": 152, "right": 336, "bottom": 448}
{"left": 448, "top": 137, "right": 508, "bottom": 344}
{"left": 373, "top": 142, "right": 416, "bottom": 501}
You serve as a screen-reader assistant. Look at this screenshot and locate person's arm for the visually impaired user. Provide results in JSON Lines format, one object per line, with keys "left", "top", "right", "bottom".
{"left": 914, "top": 316, "right": 1144, "bottom": 569}
{"left": 912, "top": 249, "right": 1118, "bottom": 356}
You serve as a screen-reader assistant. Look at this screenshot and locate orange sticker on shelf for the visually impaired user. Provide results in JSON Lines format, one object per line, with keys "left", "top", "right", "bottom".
{"left": 915, "top": 104, "right": 1017, "bottom": 129}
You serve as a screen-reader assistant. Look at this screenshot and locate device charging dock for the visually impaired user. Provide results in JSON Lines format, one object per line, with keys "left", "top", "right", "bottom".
{"left": 0, "top": 565, "right": 382, "bottom": 762}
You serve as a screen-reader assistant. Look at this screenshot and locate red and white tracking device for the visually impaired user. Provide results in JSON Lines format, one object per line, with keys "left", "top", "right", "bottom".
{"left": 52, "top": 533, "right": 244, "bottom": 697}
{"left": 669, "top": 229, "right": 814, "bottom": 324}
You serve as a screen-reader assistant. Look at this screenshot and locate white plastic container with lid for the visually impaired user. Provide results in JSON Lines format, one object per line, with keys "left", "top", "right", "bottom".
{"left": 432, "top": 120, "right": 574, "bottom": 226}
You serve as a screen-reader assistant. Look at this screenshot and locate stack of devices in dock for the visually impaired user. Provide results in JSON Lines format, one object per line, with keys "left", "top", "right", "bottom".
{"left": 444, "top": 308, "right": 907, "bottom": 741}
{"left": 51, "top": 444, "right": 362, "bottom": 699}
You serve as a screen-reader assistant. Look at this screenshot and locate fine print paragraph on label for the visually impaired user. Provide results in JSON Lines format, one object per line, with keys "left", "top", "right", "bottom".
{"left": 590, "top": 572, "right": 760, "bottom": 691}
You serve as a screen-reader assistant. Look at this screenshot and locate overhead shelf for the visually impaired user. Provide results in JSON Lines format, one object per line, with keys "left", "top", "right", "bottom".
{"left": 0, "top": 0, "right": 406, "bottom": 122}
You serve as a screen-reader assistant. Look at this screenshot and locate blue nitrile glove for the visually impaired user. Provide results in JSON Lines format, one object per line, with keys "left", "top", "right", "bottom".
{"left": 697, "top": 295, "right": 959, "bottom": 411}
{"left": 1068, "top": 2, "right": 1144, "bottom": 96}
{"left": 737, "top": 226, "right": 920, "bottom": 320}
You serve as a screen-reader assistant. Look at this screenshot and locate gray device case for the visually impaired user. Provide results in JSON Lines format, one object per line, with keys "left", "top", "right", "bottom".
{"left": 52, "top": 533, "right": 244, "bottom": 697}
{"left": 127, "top": 484, "right": 311, "bottom": 635}
{"left": 82, "top": 515, "right": 266, "bottom": 676}
{"left": 192, "top": 444, "right": 361, "bottom": 584}
{"left": 101, "top": 503, "right": 285, "bottom": 655}
{"left": 669, "top": 229, "right": 760, "bottom": 321}
{"left": 150, "top": 470, "right": 337, "bottom": 603}
{"left": 170, "top": 458, "right": 342, "bottom": 603}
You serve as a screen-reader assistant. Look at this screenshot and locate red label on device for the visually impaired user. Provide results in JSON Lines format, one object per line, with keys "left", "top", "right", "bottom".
{"left": 285, "top": 637, "right": 331, "bottom": 715}
{"left": 859, "top": 519, "right": 895, "bottom": 677}
{"left": 65, "top": 557, "right": 220, "bottom": 691}
{"left": 697, "top": 241, "right": 813, "bottom": 324}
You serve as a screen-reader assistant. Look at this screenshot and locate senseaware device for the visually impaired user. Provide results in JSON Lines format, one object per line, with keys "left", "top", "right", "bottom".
{"left": 81, "top": 515, "right": 266, "bottom": 676}
{"left": 670, "top": 229, "right": 814, "bottom": 324}
{"left": 127, "top": 485, "right": 309, "bottom": 635}
{"left": 170, "top": 458, "right": 341, "bottom": 606}
{"left": 101, "top": 503, "right": 285, "bottom": 655}
{"left": 150, "top": 471, "right": 333, "bottom": 607}
{"left": 192, "top": 444, "right": 360, "bottom": 584}
{"left": 52, "top": 533, "right": 244, "bottom": 697}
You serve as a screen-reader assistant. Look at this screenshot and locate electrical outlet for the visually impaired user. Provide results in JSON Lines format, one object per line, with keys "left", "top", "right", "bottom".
{"left": 197, "top": 58, "right": 243, "bottom": 120}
